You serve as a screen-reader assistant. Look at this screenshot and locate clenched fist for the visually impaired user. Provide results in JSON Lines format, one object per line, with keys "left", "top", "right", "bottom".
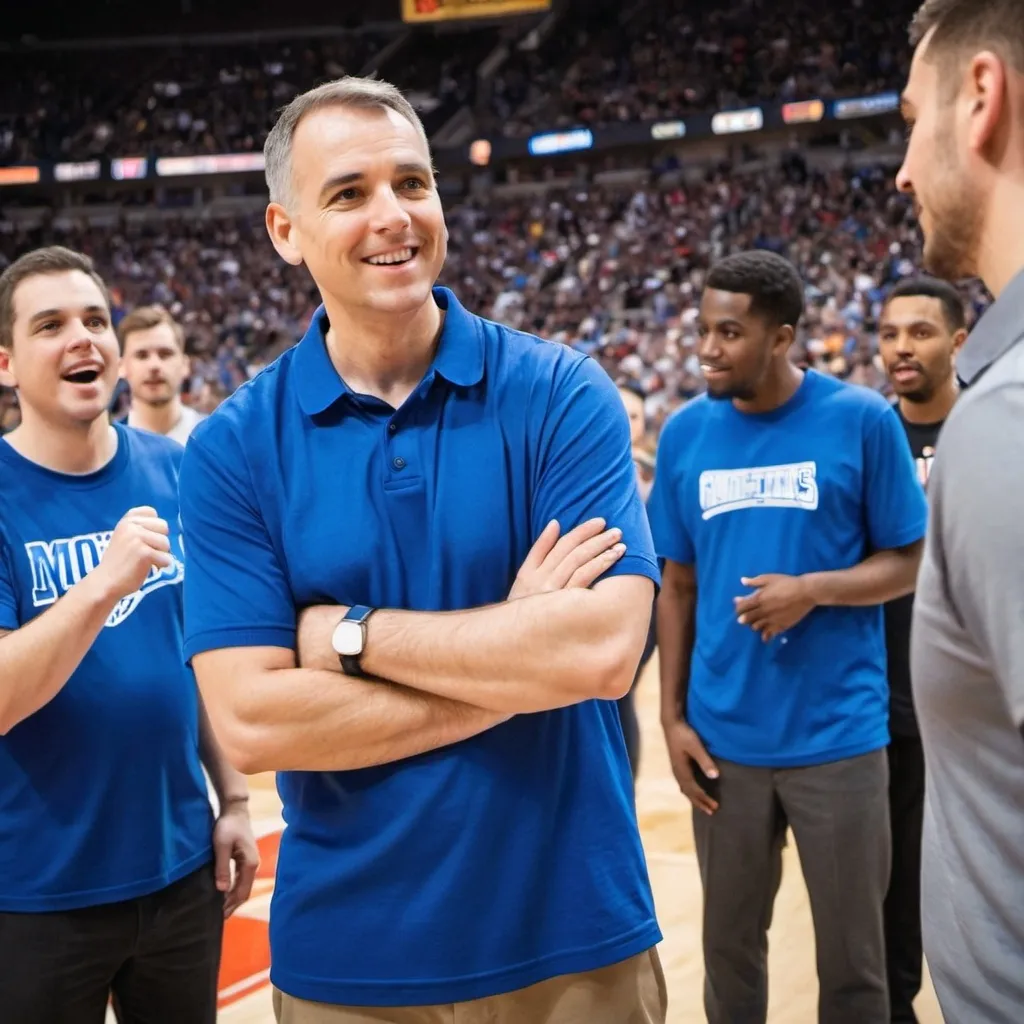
{"left": 93, "top": 506, "right": 174, "bottom": 599}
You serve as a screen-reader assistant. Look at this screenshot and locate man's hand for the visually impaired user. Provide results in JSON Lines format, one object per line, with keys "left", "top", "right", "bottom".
{"left": 662, "top": 719, "right": 719, "bottom": 815}
{"left": 91, "top": 506, "right": 174, "bottom": 600}
{"left": 508, "top": 518, "right": 625, "bottom": 600}
{"left": 734, "top": 573, "right": 816, "bottom": 642}
{"left": 212, "top": 801, "right": 260, "bottom": 918}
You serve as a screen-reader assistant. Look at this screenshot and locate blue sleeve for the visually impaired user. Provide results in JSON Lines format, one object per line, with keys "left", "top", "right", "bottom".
{"left": 646, "top": 417, "right": 695, "bottom": 566}
{"left": 178, "top": 427, "right": 297, "bottom": 661}
{"left": 532, "top": 356, "right": 660, "bottom": 588}
{"left": 0, "top": 533, "right": 19, "bottom": 630}
{"left": 863, "top": 404, "right": 929, "bottom": 550}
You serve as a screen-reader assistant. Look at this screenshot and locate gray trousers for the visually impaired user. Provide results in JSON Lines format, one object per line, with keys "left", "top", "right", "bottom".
{"left": 692, "top": 748, "right": 891, "bottom": 1024}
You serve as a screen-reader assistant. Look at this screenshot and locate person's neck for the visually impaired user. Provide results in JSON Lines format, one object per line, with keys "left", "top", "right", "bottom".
{"left": 4, "top": 410, "right": 116, "bottom": 475}
{"left": 977, "top": 177, "right": 1024, "bottom": 298}
{"left": 129, "top": 396, "right": 183, "bottom": 436}
{"left": 733, "top": 361, "right": 804, "bottom": 415}
{"left": 321, "top": 294, "right": 443, "bottom": 409}
{"left": 898, "top": 374, "right": 959, "bottom": 426}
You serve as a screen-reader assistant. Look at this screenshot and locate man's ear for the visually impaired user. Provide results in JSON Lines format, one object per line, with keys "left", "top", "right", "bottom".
{"left": 773, "top": 323, "right": 796, "bottom": 355}
{"left": 0, "top": 345, "right": 16, "bottom": 390}
{"left": 266, "top": 202, "right": 304, "bottom": 268}
{"left": 964, "top": 51, "right": 1008, "bottom": 159}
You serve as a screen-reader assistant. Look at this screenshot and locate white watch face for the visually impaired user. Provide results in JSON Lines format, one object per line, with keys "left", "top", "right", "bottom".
{"left": 331, "top": 620, "right": 364, "bottom": 657}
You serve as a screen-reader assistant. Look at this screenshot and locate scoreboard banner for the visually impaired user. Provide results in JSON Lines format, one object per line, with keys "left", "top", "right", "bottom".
{"left": 401, "top": 0, "right": 550, "bottom": 22}
{"left": 7, "top": 89, "right": 904, "bottom": 190}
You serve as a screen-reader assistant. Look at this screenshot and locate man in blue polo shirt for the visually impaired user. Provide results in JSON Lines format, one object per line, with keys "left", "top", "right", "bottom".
{"left": 178, "top": 76, "right": 665, "bottom": 1023}
{"left": 0, "top": 245, "right": 258, "bottom": 1023}
{"left": 649, "top": 250, "right": 927, "bottom": 1024}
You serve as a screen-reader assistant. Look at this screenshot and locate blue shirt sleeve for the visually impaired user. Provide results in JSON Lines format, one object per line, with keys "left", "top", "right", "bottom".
{"left": 863, "top": 403, "right": 929, "bottom": 551}
{"left": 178, "top": 426, "right": 297, "bottom": 661}
{"left": 532, "top": 355, "right": 660, "bottom": 588}
{"left": 0, "top": 532, "right": 19, "bottom": 630}
{"left": 646, "top": 414, "right": 695, "bottom": 566}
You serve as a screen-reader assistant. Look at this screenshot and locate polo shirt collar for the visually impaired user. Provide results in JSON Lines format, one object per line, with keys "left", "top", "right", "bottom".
{"left": 294, "top": 306, "right": 343, "bottom": 416}
{"left": 294, "top": 286, "right": 485, "bottom": 417}
{"left": 430, "top": 286, "right": 485, "bottom": 388}
{"left": 957, "top": 265, "right": 1024, "bottom": 387}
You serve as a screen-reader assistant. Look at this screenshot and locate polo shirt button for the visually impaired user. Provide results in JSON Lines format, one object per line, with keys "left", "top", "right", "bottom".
{"left": 393, "top": 457, "right": 406, "bottom": 470}
{"left": 388, "top": 422, "right": 397, "bottom": 433}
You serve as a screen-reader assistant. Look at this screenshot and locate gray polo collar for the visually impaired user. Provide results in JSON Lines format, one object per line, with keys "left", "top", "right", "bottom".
{"left": 957, "top": 265, "right": 1024, "bottom": 387}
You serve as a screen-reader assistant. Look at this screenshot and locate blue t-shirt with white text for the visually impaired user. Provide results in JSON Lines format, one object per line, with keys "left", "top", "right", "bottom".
{"left": 0, "top": 425, "right": 213, "bottom": 911}
{"left": 647, "top": 370, "right": 928, "bottom": 767}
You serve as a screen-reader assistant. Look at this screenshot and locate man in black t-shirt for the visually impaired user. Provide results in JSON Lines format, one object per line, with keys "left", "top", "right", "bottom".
{"left": 878, "top": 276, "right": 967, "bottom": 1023}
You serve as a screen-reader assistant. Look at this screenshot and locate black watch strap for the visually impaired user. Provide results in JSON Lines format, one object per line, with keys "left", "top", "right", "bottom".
{"left": 340, "top": 604, "right": 376, "bottom": 677}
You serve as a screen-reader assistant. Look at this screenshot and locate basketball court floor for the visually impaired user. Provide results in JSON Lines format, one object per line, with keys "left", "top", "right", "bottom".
{"left": 194, "top": 657, "right": 944, "bottom": 1023}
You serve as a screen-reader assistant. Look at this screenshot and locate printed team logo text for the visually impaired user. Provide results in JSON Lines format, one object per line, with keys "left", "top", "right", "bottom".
{"left": 24, "top": 529, "right": 184, "bottom": 627}
{"left": 699, "top": 461, "right": 820, "bottom": 520}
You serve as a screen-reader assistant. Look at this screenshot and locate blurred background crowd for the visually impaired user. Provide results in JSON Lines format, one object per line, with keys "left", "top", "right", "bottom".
{"left": 0, "top": 0, "right": 989, "bottom": 443}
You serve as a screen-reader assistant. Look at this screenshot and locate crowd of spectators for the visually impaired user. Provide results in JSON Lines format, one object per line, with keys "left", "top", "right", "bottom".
{"left": 473, "top": 0, "right": 914, "bottom": 138}
{"left": 4, "top": 0, "right": 920, "bottom": 165}
{"left": 0, "top": 155, "right": 991, "bottom": 442}
{"left": 0, "top": 33, "right": 391, "bottom": 166}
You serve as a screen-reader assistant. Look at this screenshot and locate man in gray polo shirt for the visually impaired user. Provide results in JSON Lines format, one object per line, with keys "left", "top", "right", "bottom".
{"left": 896, "top": 1, "right": 1024, "bottom": 1020}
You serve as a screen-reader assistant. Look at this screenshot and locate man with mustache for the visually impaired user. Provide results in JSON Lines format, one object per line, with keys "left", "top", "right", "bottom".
{"left": 876, "top": 275, "right": 966, "bottom": 1023}
{"left": 896, "top": 1, "right": 1024, "bottom": 1019}
{"left": 120, "top": 305, "right": 205, "bottom": 443}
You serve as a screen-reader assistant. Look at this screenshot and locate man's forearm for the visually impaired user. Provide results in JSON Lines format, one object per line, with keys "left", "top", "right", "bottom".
{"left": 303, "top": 586, "right": 645, "bottom": 715}
{"left": 210, "top": 662, "right": 508, "bottom": 775}
{"left": 657, "top": 588, "right": 696, "bottom": 726}
{"left": 803, "top": 542, "right": 923, "bottom": 607}
{"left": 198, "top": 695, "right": 251, "bottom": 807}
{"left": 0, "top": 573, "right": 120, "bottom": 735}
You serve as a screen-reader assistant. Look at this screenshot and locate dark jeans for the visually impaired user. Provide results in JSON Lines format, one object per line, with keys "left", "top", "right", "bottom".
{"left": 884, "top": 735, "right": 926, "bottom": 1023}
{"left": 693, "top": 749, "right": 891, "bottom": 1024}
{"left": 0, "top": 861, "right": 224, "bottom": 1024}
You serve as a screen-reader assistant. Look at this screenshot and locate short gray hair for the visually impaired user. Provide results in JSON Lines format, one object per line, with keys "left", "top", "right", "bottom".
{"left": 263, "top": 76, "right": 430, "bottom": 208}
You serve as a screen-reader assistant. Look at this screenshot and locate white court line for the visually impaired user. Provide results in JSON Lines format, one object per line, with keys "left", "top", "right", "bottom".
{"left": 220, "top": 967, "right": 272, "bottom": 1001}
{"left": 251, "top": 815, "right": 285, "bottom": 840}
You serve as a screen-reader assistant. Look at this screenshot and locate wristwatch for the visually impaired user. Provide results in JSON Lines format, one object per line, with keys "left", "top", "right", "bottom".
{"left": 330, "top": 605, "right": 377, "bottom": 677}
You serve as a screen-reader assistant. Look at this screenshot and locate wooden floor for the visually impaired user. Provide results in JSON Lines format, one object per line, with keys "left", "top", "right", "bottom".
{"left": 213, "top": 655, "right": 946, "bottom": 1023}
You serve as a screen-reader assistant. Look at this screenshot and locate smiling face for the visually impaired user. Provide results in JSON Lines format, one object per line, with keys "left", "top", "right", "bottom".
{"left": 266, "top": 103, "right": 447, "bottom": 320}
{"left": 697, "top": 288, "right": 784, "bottom": 402}
{"left": 0, "top": 270, "right": 119, "bottom": 428}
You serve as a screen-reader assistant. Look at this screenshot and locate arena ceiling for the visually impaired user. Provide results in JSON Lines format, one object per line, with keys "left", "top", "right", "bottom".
{"left": 2, "top": 0, "right": 386, "bottom": 44}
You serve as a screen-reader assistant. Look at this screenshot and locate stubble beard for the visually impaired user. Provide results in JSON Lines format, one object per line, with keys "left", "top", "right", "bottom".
{"left": 920, "top": 126, "right": 984, "bottom": 283}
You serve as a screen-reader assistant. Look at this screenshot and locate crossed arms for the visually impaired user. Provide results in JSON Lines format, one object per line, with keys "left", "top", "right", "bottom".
{"left": 182, "top": 352, "right": 659, "bottom": 776}
{"left": 194, "top": 519, "right": 653, "bottom": 775}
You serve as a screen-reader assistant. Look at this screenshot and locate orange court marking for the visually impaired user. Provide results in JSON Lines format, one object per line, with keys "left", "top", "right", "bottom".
{"left": 217, "top": 830, "right": 279, "bottom": 1009}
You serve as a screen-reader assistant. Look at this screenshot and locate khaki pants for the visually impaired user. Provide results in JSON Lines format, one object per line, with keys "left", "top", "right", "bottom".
{"left": 272, "top": 947, "right": 667, "bottom": 1024}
